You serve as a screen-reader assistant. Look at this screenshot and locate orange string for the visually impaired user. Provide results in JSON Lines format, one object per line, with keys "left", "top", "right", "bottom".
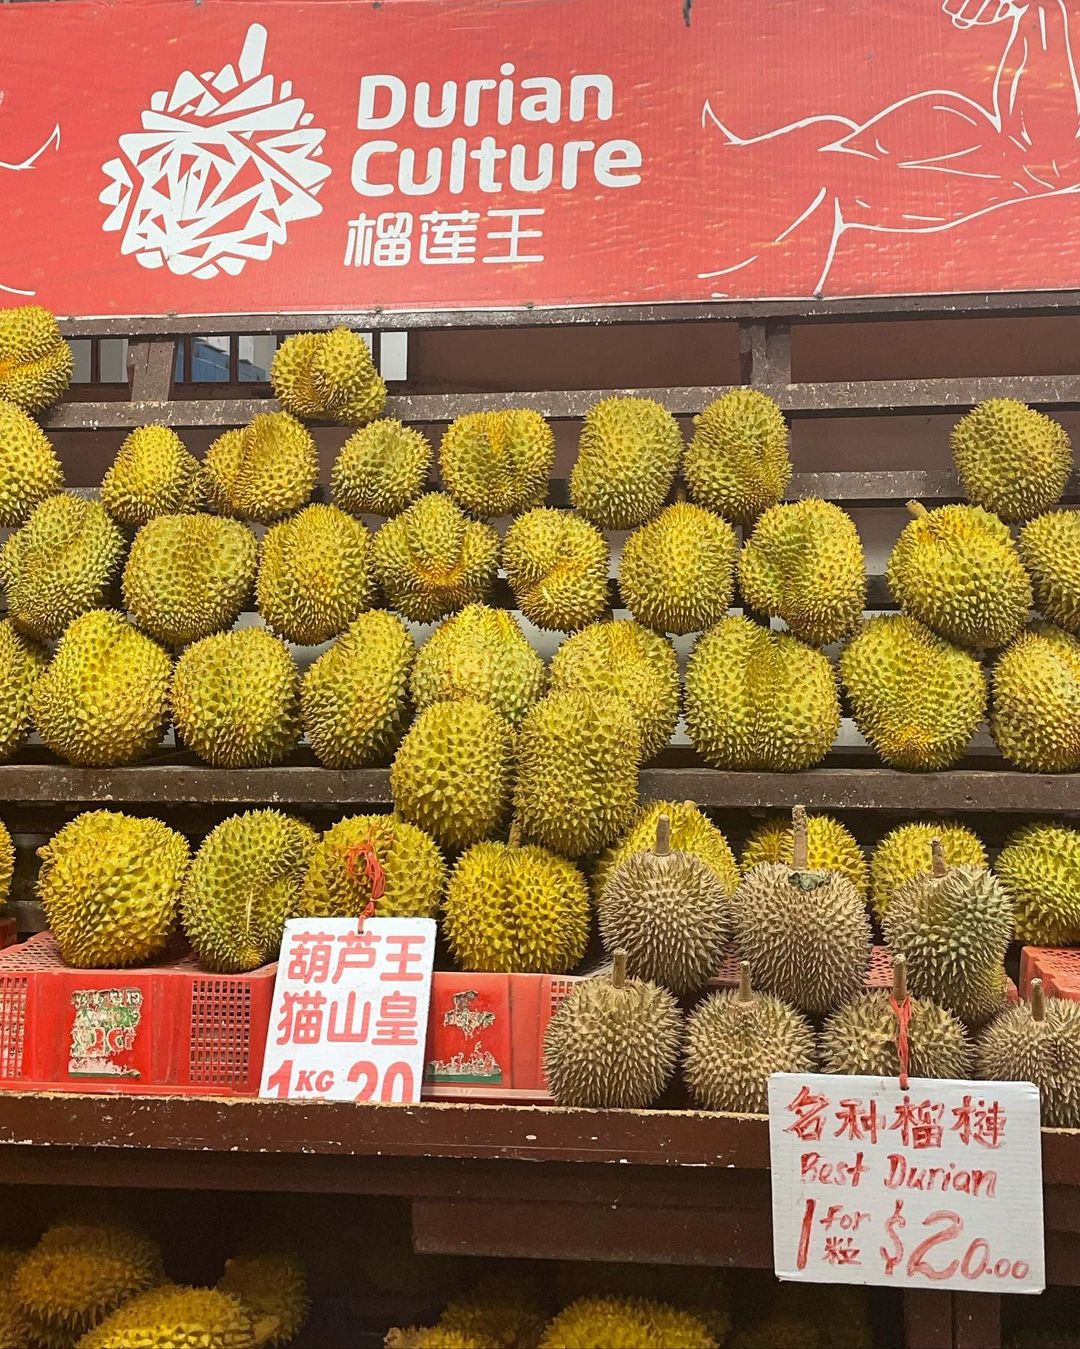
{"left": 889, "top": 994, "right": 913, "bottom": 1090}
{"left": 344, "top": 840, "right": 385, "bottom": 929}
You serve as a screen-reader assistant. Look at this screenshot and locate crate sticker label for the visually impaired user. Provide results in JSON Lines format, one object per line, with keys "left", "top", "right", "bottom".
{"left": 426, "top": 985, "right": 503, "bottom": 1085}
{"left": 260, "top": 917, "right": 436, "bottom": 1104}
{"left": 768, "top": 1073, "right": 1045, "bottom": 1294}
{"left": 68, "top": 988, "right": 143, "bottom": 1079}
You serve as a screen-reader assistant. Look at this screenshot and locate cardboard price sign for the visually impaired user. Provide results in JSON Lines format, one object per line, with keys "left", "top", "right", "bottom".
{"left": 768, "top": 1074, "right": 1045, "bottom": 1295}
{"left": 260, "top": 917, "right": 436, "bottom": 1104}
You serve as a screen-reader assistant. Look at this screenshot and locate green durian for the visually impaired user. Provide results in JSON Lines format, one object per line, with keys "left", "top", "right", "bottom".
{"left": 820, "top": 987, "right": 972, "bottom": 1079}
{"left": 218, "top": 1254, "right": 309, "bottom": 1349}
{"left": 182, "top": 811, "right": 317, "bottom": 973}
{"left": 76, "top": 1285, "right": 262, "bottom": 1349}
{"left": 991, "top": 624, "right": 1080, "bottom": 771}
{"left": 870, "top": 821, "right": 987, "bottom": 917}
{"left": 741, "top": 814, "right": 868, "bottom": 898}
{"left": 372, "top": 492, "right": 499, "bottom": 622}
{"left": 840, "top": 615, "right": 986, "bottom": 770}
{"left": 440, "top": 409, "right": 554, "bottom": 518}
{"left": 0, "top": 618, "right": 46, "bottom": 760}
{"left": 203, "top": 413, "right": 318, "bottom": 523}
{"left": 592, "top": 799, "right": 740, "bottom": 902}
{"left": 100, "top": 426, "right": 203, "bottom": 526}
{"left": 1019, "top": 509, "right": 1080, "bottom": 633}
{"left": 502, "top": 507, "right": 609, "bottom": 632}
{"left": 300, "top": 815, "right": 445, "bottom": 920}
{"left": 738, "top": 499, "right": 866, "bottom": 646}
{"left": 332, "top": 418, "right": 432, "bottom": 517}
{"left": 272, "top": 327, "right": 387, "bottom": 425}
{"left": 391, "top": 699, "right": 514, "bottom": 849}
{"left": 684, "top": 389, "right": 790, "bottom": 524}
{"left": 0, "top": 305, "right": 73, "bottom": 412}
{"left": 977, "top": 985, "right": 1080, "bottom": 1128}
{"left": 123, "top": 513, "right": 257, "bottom": 648}
{"left": 172, "top": 628, "right": 301, "bottom": 768}
{"left": 1, "top": 494, "right": 124, "bottom": 640}
{"left": 685, "top": 615, "right": 840, "bottom": 771}
{"left": 951, "top": 397, "right": 1073, "bottom": 522}
{"left": 0, "top": 398, "right": 63, "bottom": 526}
{"left": 410, "top": 604, "right": 545, "bottom": 727}
{"left": 549, "top": 618, "right": 679, "bottom": 761}
{"left": 31, "top": 610, "right": 171, "bottom": 766}
{"left": 997, "top": 822, "right": 1080, "bottom": 945}
{"left": 301, "top": 610, "right": 414, "bottom": 768}
{"left": 569, "top": 396, "right": 682, "bottom": 529}
{"left": 886, "top": 502, "right": 1031, "bottom": 650}
{"left": 37, "top": 811, "right": 189, "bottom": 968}
{"left": 618, "top": 502, "right": 737, "bottom": 635}
{"left": 514, "top": 690, "right": 640, "bottom": 858}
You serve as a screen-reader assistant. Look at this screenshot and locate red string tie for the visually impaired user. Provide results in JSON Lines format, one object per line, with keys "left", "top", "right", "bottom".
{"left": 344, "top": 840, "right": 385, "bottom": 931}
{"left": 889, "top": 993, "right": 913, "bottom": 1091}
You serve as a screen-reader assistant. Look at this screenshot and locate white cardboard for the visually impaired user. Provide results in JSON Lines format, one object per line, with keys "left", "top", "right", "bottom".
{"left": 260, "top": 916, "right": 437, "bottom": 1104}
{"left": 768, "top": 1073, "right": 1045, "bottom": 1294}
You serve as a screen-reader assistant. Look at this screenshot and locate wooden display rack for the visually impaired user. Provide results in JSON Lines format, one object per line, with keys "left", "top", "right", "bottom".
{"left": 2, "top": 294, "right": 1080, "bottom": 1347}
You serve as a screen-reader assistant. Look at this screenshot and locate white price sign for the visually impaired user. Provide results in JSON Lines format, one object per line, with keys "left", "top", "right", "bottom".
{"left": 769, "top": 1074, "right": 1045, "bottom": 1294}
{"left": 260, "top": 917, "right": 436, "bottom": 1104}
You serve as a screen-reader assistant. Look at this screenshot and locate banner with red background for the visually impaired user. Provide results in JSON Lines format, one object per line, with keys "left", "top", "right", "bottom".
{"left": 3, "top": 0, "right": 1080, "bottom": 318}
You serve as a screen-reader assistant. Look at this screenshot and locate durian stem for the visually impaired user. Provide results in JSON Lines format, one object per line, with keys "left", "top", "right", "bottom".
{"left": 655, "top": 814, "right": 672, "bottom": 857}
{"left": 612, "top": 949, "right": 628, "bottom": 990}
{"left": 791, "top": 805, "right": 809, "bottom": 871}
{"left": 931, "top": 838, "right": 947, "bottom": 878}
{"left": 738, "top": 961, "right": 753, "bottom": 1003}
{"left": 508, "top": 820, "right": 522, "bottom": 849}
{"left": 1031, "top": 978, "right": 1046, "bottom": 1022}
{"left": 892, "top": 954, "right": 908, "bottom": 1002}
{"left": 906, "top": 500, "right": 930, "bottom": 520}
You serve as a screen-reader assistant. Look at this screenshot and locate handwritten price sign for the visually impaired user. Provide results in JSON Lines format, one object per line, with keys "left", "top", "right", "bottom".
{"left": 259, "top": 917, "right": 436, "bottom": 1104}
{"left": 768, "top": 1074, "right": 1045, "bottom": 1294}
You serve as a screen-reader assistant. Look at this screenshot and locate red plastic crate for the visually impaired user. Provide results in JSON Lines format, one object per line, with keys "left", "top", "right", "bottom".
{"left": 0, "top": 917, "right": 15, "bottom": 951}
{"left": 1020, "top": 946, "right": 1080, "bottom": 1000}
{"left": 0, "top": 933, "right": 276, "bottom": 1097}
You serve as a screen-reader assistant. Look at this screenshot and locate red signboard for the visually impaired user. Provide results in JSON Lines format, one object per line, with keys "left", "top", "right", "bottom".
{"left": 4, "top": 0, "right": 1080, "bottom": 317}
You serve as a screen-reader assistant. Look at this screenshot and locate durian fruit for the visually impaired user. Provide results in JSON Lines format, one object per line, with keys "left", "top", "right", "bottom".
{"left": 598, "top": 814, "right": 731, "bottom": 994}
{"left": 684, "top": 389, "right": 790, "bottom": 525}
{"left": 951, "top": 397, "right": 1073, "bottom": 522}
{"left": 738, "top": 499, "right": 866, "bottom": 646}
{"left": 592, "top": 800, "right": 740, "bottom": 902}
{"left": 569, "top": 396, "right": 682, "bottom": 529}
{"left": 332, "top": 418, "right": 432, "bottom": 517}
{"left": 386, "top": 1329, "right": 482, "bottom": 1349}
{"left": 411, "top": 604, "right": 546, "bottom": 727}
{"left": 31, "top": 610, "right": 171, "bottom": 767}
{"left": 182, "top": 812, "right": 317, "bottom": 973}
{"left": 218, "top": 1254, "right": 309, "bottom": 1348}
{"left": 123, "top": 513, "right": 257, "bottom": 648}
{"left": 391, "top": 699, "right": 514, "bottom": 850}
{"left": 684, "top": 962, "right": 816, "bottom": 1114}
{"left": 885, "top": 501, "right": 1031, "bottom": 650}
{"left": 172, "top": 628, "right": 301, "bottom": 768}
{"left": 617, "top": 502, "right": 737, "bottom": 635}
{"left": 440, "top": 409, "right": 555, "bottom": 518}
{"left": 256, "top": 503, "right": 376, "bottom": 645}
{"left": 76, "top": 1285, "right": 263, "bottom": 1349}
{"left": 0, "top": 618, "right": 46, "bottom": 760}
{"left": 684, "top": 616, "right": 840, "bottom": 771}
{"left": 301, "top": 610, "right": 414, "bottom": 768}
{"left": 0, "top": 304, "right": 73, "bottom": 412}
{"left": 203, "top": 413, "right": 318, "bottom": 523}
{"left": 444, "top": 824, "right": 590, "bottom": 973}
{"left": 884, "top": 839, "right": 1013, "bottom": 1026}
{"left": 840, "top": 615, "right": 986, "bottom": 770}
{"left": 733, "top": 807, "right": 871, "bottom": 1016}
{"left": 300, "top": 815, "right": 445, "bottom": 920}
{"left": 991, "top": 623, "right": 1080, "bottom": 771}
{"left": 977, "top": 980, "right": 1080, "bottom": 1128}
{"left": 542, "top": 951, "right": 682, "bottom": 1108}
{"left": 514, "top": 691, "right": 641, "bottom": 858}
{"left": 741, "top": 814, "right": 868, "bottom": 898}
{"left": 540, "top": 1296, "right": 716, "bottom": 1349}
{"left": 0, "top": 1286, "right": 33, "bottom": 1349}
{"left": 437, "top": 1271, "right": 545, "bottom": 1349}
{"left": 100, "top": 426, "right": 203, "bottom": 526}
{"left": 372, "top": 492, "right": 499, "bottom": 622}
{"left": 820, "top": 960, "right": 972, "bottom": 1079}
{"left": 502, "top": 508, "right": 609, "bottom": 632}
{"left": 870, "top": 820, "right": 987, "bottom": 917}
{"left": 0, "top": 398, "right": 63, "bottom": 526}
{"left": 37, "top": 811, "right": 189, "bottom": 968}
{"left": 271, "top": 327, "right": 387, "bottom": 425}
{"left": 1, "top": 494, "right": 125, "bottom": 640}
{"left": 997, "top": 822, "right": 1080, "bottom": 945}
{"left": 0, "top": 820, "right": 13, "bottom": 905}
{"left": 1019, "top": 509, "right": 1080, "bottom": 633}
{"left": 549, "top": 619, "right": 679, "bottom": 761}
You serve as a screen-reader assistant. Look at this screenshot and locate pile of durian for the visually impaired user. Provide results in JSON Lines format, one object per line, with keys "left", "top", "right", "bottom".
{"left": 0, "top": 1215, "right": 307, "bottom": 1349}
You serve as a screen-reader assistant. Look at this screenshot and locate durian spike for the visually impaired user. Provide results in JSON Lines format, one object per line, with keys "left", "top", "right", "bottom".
{"left": 508, "top": 820, "right": 522, "bottom": 848}
{"left": 906, "top": 500, "right": 930, "bottom": 519}
{"left": 654, "top": 813, "right": 672, "bottom": 857}
{"left": 612, "top": 948, "right": 628, "bottom": 989}
{"left": 892, "top": 953, "right": 909, "bottom": 1002}
{"left": 738, "top": 960, "right": 753, "bottom": 1003}
{"left": 930, "top": 837, "right": 948, "bottom": 878}
{"left": 1031, "top": 977, "right": 1046, "bottom": 1022}
{"left": 791, "top": 804, "right": 809, "bottom": 870}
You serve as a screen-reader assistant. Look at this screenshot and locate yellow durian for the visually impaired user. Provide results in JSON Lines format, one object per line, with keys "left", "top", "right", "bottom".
{"left": 502, "top": 507, "right": 609, "bottom": 633}
{"left": 870, "top": 820, "right": 987, "bottom": 917}
{"left": 991, "top": 624, "right": 1080, "bottom": 771}
{"left": 372, "top": 492, "right": 499, "bottom": 622}
{"left": 332, "top": 418, "right": 432, "bottom": 517}
{"left": 440, "top": 409, "right": 554, "bottom": 518}
{"left": 741, "top": 814, "right": 868, "bottom": 898}
{"left": 684, "top": 389, "right": 790, "bottom": 524}
{"left": 951, "top": 397, "right": 1073, "bottom": 522}
{"left": 271, "top": 327, "right": 387, "bottom": 425}
{"left": 569, "top": 396, "right": 682, "bottom": 529}
{"left": 592, "top": 799, "right": 740, "bottom": 902}
{"left": 203, "top": 413, "right": 318, "bottom": 523}
{"left": 300, "top": 814, "right": 445, "bottom": 920}
{"left": 0, "top": 305, "right": 73, "bottom": 412}
{"left": 0, "top": 398, "right": 64, "bottom": 526}
{"left": 1019, "top": 509, "right": 1080, "bottom": 633}
{"left": 100, "top": 426, "right": 203, "bottom": 526}
{"left": 410, "top": 604, "right": 546, "bottom": 727}
{"left": 0, "top": 618, "right": 46, "bottom": 760}
{"left": 618, "top": 501, "right": 737, "bottom": 635}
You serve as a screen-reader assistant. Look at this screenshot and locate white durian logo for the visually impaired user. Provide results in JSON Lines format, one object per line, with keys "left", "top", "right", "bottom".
{"left": 100, "top": 24, "right": 330, "bottom": 280}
